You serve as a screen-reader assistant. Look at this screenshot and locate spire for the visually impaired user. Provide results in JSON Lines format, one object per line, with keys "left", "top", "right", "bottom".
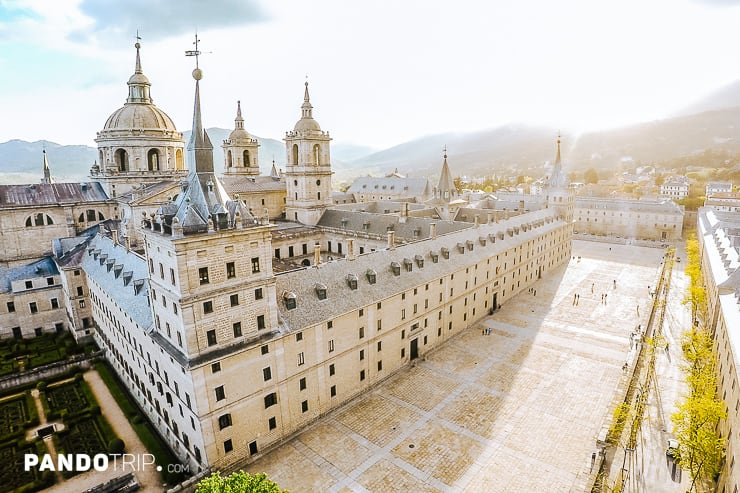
{"left": 548, "top": 133, "right": 569, "bottom": 188}
{"left": 555, "top": 131, "right": 561, "bottom": 165}
{"left": 126, "top": 36, "right": 152, "bottom": 104}
{"left": 437, "top": 146, "right": 455, "bottom": 197}
{"left": 41, "top": 149, "right": 52, "bottom": 184}
{"left": 235, "top": 100, "right": 244, "bottom": 130}
{"left": 301, "top": 80, "right": 313, "bottom": 119}
{"left": 186, "top": 34, "right": 214, "bottom": 174}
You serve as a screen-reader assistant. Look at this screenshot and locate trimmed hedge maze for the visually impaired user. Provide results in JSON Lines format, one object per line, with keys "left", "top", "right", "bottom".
{"left": 0, "top": 440, "right": 54, "bottom": 493}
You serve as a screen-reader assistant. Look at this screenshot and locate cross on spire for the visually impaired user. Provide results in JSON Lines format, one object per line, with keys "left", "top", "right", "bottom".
{"left": 443, "top": 145, "right": 447, "bottom": 159}
{"left": 135, "top": 30, "right": 141, "bottom": 43}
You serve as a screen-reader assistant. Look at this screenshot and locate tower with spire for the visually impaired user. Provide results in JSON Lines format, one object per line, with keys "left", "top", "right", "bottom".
{"left": 545, "top": 134, "right": 574, "bottom": 223}
{"left": 93, "top": 39, "right": 186, "bottom": 197}
{"left": 426, "top": 147, "right": 463, "bottom": 220}
{"left": 284, "top": 81, "right": 333, "bottom": 225}
{"left": 222, "top": 101, "right": 260, "bottom": 175}
{"left": 136, "top": 38, "right": 280, "bottom": 469}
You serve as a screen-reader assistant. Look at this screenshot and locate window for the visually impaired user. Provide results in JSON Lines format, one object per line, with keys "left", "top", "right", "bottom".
{"left": 233, "top": 322, "right": 242, "bottom": 337}
{"left": 211, "top": 362, "right": 221, "bottom": 373}
{"left": 299, "top": 377, "right": 306, "bottom": 391}
{"left": 359, "top": 327, "right": 365, "bottom": 339}
{"left": 29, "top": 302, "right": 38, "bottom": 314}
{"left": 223, "top": 439, "right": 233, "bottom": 453}
{"left": 377, "top": 319, "right": 382, "bottom": 330}
{"left": 328, "top": 339, "right": 335, "bottom": 352}
{"left": 251, "top": 257, "right": 260, "bottom": 273}
{"left": 203, "top": 301, "right": 213, "bottom": 314}
{"left": 177, "top": 332, "right": 183, "bottom": 347}
{"left": 7, "top": 302, "right": 15, "bottom": 313}
{"left": 268, "top": 417, "right": 276, "bottom": 430}
{"left": 330, "top": 385, "right": 336, "bottom": 397}
{"left": 263, "top": 367, "right": 272, "bottom": 381}
{"left": 46, "top": 277, "right": 54, "bottom": 286}
{"left": 199, "top": 267, "right": 209, "bottom": 285}
{"left": 360, "top": 370, "right": 365, "bottom": 381}
{"left": 254, "top": 288, "right": 263, "bottom": 300}
{"left": 76, "top": 286, "right": 83, "bottom": 296}
{"left": 329, "top": 364, "right": 335, "bottom": 376}
{"left": 264, "top": 392, "right": 277, "bottom": 408}
{"left": 298, "top": 352, "right": 305, "bottom": 366}
{"left": 378, "top": 360, "right": 383, "bottom": 371}
{"left": 401, "top": 348, "right": 406, "bottom": 358}
{"left": 257, "top": 315, "right": 266, "bottom": 330}
{"left": 25, "top": 280, "right": 32, "bottom": 289}
{"left": 215, "top": 385, "right": 225, "bottom": 401}
{"left": 327, "top": 320, "right": 333, "bottom": 329}
{"left": 301, "top": 400, "right": 308, "bottom": 413}
{"left": 261, "top": 344, "right": 269, "bottom": 355}
{"left": 159, "top": 263, "right": 164, "bottom": 279}
{"left": 359, "top": 308, "right": 364, "bottom": 317}
{"left": 170, "top": 268, "right": 176, "bottom": 285}
{"left": 226, "top": 262, "right": 236, "bottom": 279}
{"left": 218, "top": 414, "right": 232, "bottom": 430}
{"left": 230, "top": 294, "right": 239, "bottom": 307}
{"left": 377, "top": 341, "right": 382, "bottom": 351}
{"left": 207, "top": 330, "right": 217, "bottom": 346}
{"left": 296, "top": 332, "right": 303, "bottom": 342}
{"left": 74, "top": 269, "right": 80, "bottom": 276}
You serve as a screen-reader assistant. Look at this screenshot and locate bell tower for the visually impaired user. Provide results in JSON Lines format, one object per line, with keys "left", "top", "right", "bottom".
{"left": 284, "top": 81, "right": 333, "bottom": 225}
{"left": 222, "top": 100, "right": 260, "bottom": 176}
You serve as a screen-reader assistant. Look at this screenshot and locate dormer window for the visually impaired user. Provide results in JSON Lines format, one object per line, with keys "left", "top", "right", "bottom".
{"left": 315, "top": 283, "right": 327, "bottom": 300}
{"left": 479, "top": 237, "right": 487, "bottom": 246}
{"left": 488, "top": 233, "right": 496, "bottom": 243}
{"left": 466, "top": 240, "right": 474, "bottom": 251}
{"left": 415, "top": 255, "right": 424, "bottom": 268}
{"left": 366, "top": 269, "right": 377, "bottom": 284}
{"left": 430, "top": 251, "right": 439, "bottom": 263}
{"left": 441, "top": 247, "right": 449, "bottom": 259}
{"left": 283, "top": 291, "right": 297, "bottom": 310}
{"left": 390, "top": 262, "right": 401, "bottom": 276}
{"left": 363, "top": 222, "right": 370, "bottom": 231}
{"left": 403, "top": 258, "right": 413, "bottom": 272}
{"left": 122, "top": 271, "right": 133, "bottom": 286}
{"left": 346, "top": 274, "right": 358, "bottom": 290}
{"left": 413, "top": 228, "right": 421, "bottom": 238}
{"left": 498, "top": 231, "right": 505, "bottom": 240}
{"left": 457, "top": 243, "right": 465, "bottom": 253}
{"left": 133, "top": 279, "right": 145, "bottom": 295}
{"left": 99, "top": 253, "right": 108, "bottom": 266}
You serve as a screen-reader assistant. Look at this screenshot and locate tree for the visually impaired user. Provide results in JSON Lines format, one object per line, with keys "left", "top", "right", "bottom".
{"left": 196, "top": 471, "right": 287, "bottom": 493}
{"left": 583, "top": 167, "right": 599, "bottom": 184}
{"left": 654, "top": 173, "right": 665, "bottom": 186}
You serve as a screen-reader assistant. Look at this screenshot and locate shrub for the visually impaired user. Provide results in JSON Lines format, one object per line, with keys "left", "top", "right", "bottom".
{"left": 36, "top": 381, "right": 47, "bottom": 391}
{"left": 108, "top": 438, "right": 125, "bottom": 454}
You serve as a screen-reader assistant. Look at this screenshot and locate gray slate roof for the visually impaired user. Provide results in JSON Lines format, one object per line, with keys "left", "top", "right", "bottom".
{"left": 0, "top": 257, "right": 59, "bottom": 293}
{"left": 277, "top": 209, "right": 561, "bottom": 331}
{"left": 220, "top": 175, "right": 286, "bottom": 194}
{"left": 317, "top": 209, "right": 471, "bottom": 241}
{"left": 0, "top": 182, "right": 109, "bottom": 208}
{"left": 575, "top": 197, "right": 684, "bottom": 214}
{"left": 347, "top": 175, "right": 431, "bottom": 198}
{"left": 81, "top": 234, "right": 152, "bottom": 329}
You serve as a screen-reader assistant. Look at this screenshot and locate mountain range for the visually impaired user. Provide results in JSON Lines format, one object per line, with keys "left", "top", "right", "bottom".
{"left": 2, "top": 80, "right": 740, "bottom": 184}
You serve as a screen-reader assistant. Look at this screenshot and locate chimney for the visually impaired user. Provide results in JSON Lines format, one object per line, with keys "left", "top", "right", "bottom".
{"left": 430, "top": 222, "right": 437, "bottom": 239}
{"left": 519, "top": 199, "right": 525, "bottom": 211}
{"left": 125, "top": 236, "right": 131, "bottom": 252}
{"left": 112, "top": 229, "right": 119, "bottom": 245}
{"left": 387, "top": 231, "right": 395, "bottom": 250}
{"left": 314, "top": 243, "right": 321, "bottom": 266}
{"left": 347, "top": 238, "right": 356, "bottom": 260}
{"left": 487, "top": 212, "right": 493, "bottom": 224}
{"left": 474, "top": 215, "right": 479, "bottom": 227}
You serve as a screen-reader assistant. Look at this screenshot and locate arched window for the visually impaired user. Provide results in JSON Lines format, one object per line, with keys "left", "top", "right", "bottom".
{"left": 243, "top": 150, "right": 250, "bottom": 167}
{"left": 226, "top": 150, "right": 233, "bottom": 168}
{"left": 292, "top": 144, "right": 299, "bottom": 165}
{"left": 147, "top": 149, "right": 160, "bottom": 171}
{"left": 313, "top": 144, "right": 321, "bottom": 166}
{"left": 25, "top": 213, "right": 54, "bottom": 227}
{"left": 116, "top": 149, "right": 129, "bottom": 172}
{"left": 175, "top": 149, "right": 184, "bottom": 170}
{"left": 79, "top": 209, "right": 105, "bottom": 223}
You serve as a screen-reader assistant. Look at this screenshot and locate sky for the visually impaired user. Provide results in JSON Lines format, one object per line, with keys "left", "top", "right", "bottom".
{"left": 2, "top": 0, "right": 740, "bottom": 150}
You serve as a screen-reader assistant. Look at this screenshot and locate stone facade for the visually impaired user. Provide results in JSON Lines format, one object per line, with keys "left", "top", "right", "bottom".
{"left": 696, "top": 208, "right": 740, "bottom": 493}
{"left": 574, "top": 197, "right": 683, "bottom": 241}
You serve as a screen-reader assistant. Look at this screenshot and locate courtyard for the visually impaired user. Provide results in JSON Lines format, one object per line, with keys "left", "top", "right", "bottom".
{"left": 245, "top": 240, "right": 667, "bottom": 492}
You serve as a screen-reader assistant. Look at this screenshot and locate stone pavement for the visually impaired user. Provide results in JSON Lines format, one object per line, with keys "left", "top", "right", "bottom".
{"left": 246, "top": 240, "right": 666, "bottom": 492}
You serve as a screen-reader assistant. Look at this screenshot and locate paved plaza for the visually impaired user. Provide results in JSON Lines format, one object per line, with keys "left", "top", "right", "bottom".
{"left": 246, "top": 240, "right": 667, "bottom": 492}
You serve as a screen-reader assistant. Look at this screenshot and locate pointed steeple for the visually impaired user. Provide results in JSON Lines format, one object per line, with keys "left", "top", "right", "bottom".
{"left": 41, "top": 149, "right": 52, "bottom": 184}
{"left": 270, "top": 158, "right": 280, "bottom": 179}
{"left": 302, "top": 81, "right": 313, "bottom": 119}
{"left": 548, "top": 133, "right": 569, "bottom": 188}
{"left": 187, "top": 68, "right": 214, "bottom": 174}
{"left": 126, "top": 40, "right": 152, "bottom": 104}
{"left": 437, "top": 146, "right": 455, "bottom": 198}
{"left": 555, "top": 132, "right": 561, "bottom": 165}
{"left": 234, "top": 100, "right": 244, "bottom": 130}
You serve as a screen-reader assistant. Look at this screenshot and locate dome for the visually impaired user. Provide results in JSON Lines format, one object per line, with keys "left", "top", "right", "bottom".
{"left": 228, "top": 127, "right": 251, "bottom": 141}
{"left": 294, "top": 117, "right": 321, "bottom": 132}
{"left": 102, "top": 103, "right": 178, "bottom": 133}
{"left": 127, "top": 72, "right": 150, "bottom": 85}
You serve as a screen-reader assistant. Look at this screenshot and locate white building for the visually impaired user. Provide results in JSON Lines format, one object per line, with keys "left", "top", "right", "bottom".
{"left": 660, "top": 175, "right": 690, "bottom": 199}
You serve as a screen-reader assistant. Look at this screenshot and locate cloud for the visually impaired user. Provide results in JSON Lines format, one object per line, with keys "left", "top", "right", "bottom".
{"left": 74, "top": 0, "right": 266, "bottom": 43}
{"left": 691, "top": 0, "right": 740, "bottom": 5}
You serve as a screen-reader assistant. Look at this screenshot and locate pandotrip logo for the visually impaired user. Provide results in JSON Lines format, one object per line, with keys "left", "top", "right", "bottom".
{"left": 24, "top": 453, "right": 169, "bottom": 472}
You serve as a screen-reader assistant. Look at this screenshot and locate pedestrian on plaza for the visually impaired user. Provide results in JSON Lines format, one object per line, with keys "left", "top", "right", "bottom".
{"left": 604, "top": 293, "right": 607, "bottom": 304}
{"left": 573, "top": 293, "right": 577, "bottom": 305}
{"left": 591, "top": 283, "right": 594, "bottom": 294}
{"left": 576, "top": 294, "right": 580, "bottom": 305}
{"left": 613, "top": 279, "right": 616, "bottom": 288}
{"left": 636, "top": 304, "right": 639, "bottom": 316}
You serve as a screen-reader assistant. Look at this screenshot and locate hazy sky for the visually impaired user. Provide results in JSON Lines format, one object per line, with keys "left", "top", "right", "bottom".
{"left": 1, "top": 0, "right": 740, "bottom": 150}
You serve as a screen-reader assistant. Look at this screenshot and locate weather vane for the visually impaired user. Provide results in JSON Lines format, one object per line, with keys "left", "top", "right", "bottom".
{"left": 185, "top": 33, "right": 201, "bottom": 69}
{"left": 135, "top": 30, "right": 141, "bottom": 43}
